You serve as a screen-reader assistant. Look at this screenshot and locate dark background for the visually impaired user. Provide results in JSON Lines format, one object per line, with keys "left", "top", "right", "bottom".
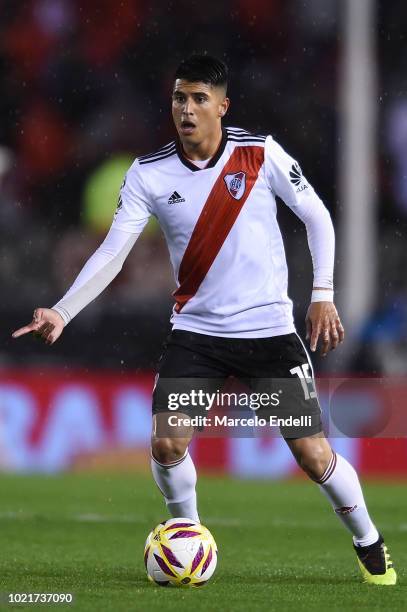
{"left": 0, "top": 0, "right": 406, "bottom": 374}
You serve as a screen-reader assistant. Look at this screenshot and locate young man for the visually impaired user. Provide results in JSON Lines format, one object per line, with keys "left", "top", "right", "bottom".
{"left": 13, "top": 55, "right": 396, "bottom": 585}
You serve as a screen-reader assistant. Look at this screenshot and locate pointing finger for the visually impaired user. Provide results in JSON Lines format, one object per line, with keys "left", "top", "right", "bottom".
{"left": 12, "top": 323, "right": 37, "bottom": 338}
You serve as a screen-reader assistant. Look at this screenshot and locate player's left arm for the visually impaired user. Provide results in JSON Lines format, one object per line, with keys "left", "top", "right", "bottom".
{"left": 264, "top": 136, "right": 344, "bottom": 356}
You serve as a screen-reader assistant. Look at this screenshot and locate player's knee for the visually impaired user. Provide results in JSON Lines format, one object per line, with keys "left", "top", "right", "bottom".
{"left": 151, "top": 437, "right": 188, "bottom": 465}
{"left": 297, "top": 444, "right": 330, "bottom": 481}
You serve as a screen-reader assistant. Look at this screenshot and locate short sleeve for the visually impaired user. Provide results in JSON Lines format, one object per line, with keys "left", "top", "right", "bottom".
{"left": 264, "top": 135, "right": 323, "bottom": 210}
{"left": 111, "top": 160, "right": 152, "bottom": 234}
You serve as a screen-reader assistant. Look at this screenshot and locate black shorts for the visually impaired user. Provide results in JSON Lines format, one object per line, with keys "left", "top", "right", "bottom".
{"left": 152, "top": 330, "right": 323, "bottom": 438}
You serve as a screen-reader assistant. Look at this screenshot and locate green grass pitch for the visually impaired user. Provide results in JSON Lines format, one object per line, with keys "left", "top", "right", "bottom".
{"left": 0, "top": 473, "right": 405, "bottom": 611}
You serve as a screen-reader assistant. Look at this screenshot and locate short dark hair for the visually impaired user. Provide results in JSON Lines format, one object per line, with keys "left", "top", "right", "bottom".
{"left": 175, "top": 54, "right": 228, "bottom": 90}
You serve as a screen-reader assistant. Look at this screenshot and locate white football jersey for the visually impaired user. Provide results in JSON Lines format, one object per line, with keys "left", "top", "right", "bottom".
{"left": 112, "top": 127, "right": 329, "bottom": 338}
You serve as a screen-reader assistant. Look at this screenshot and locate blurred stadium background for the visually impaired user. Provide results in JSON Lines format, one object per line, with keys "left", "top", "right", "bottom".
{"left": 1, "top": 0, "right": 407, "bottom": 479}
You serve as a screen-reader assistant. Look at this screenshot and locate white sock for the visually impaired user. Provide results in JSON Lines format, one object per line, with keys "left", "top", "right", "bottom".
{"left": 317, "top": 451, "right": 379, "bottom": 547}
{"left": 151, "top": 450, "right": 200, "bottom": 522}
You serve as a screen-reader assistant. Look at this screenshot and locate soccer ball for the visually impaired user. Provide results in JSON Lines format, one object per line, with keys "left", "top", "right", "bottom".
{"left": 144, "top": 517, "right": 217, "bottom": 587}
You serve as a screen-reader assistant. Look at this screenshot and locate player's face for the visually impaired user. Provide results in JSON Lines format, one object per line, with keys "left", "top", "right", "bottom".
{"left": 172, "top": 80, "right": 229, "bottom": 147}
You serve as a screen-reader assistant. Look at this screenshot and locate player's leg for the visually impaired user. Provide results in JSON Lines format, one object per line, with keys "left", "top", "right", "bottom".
{"left": 151, "top": 412, "right": 198, "bottom": 521}
{"left": 150, "top": 330, "right": 229, "bottom": 522}
{"left": 286, "top": 433, "right": 379, "bottom": 542}
{"left": 244, "top": 332, "right": 396, "bottom": 585}
{"left": 285, "top": 427, "right": 397, "bottom": 584}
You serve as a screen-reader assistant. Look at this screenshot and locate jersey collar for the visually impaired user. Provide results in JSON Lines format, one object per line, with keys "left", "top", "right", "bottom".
{"left": 175, "top": 127, "right": 228, "bottom": 172}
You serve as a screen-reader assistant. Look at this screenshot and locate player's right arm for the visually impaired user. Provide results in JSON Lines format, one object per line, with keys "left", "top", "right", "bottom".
{"left": 12, "top": 161, "right": 152, "bottom": 345}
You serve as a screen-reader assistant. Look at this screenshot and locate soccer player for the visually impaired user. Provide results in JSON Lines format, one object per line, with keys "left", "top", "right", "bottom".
{"left": 13, "top": 55, "right": 396, "bottom": 585}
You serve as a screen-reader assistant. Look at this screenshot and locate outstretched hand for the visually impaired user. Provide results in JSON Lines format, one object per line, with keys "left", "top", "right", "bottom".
{"left": 305, "top": 302, "right": 344, "bottom": 357}
{"left": 12, "top": 308, "right": 65, "bottom": 345}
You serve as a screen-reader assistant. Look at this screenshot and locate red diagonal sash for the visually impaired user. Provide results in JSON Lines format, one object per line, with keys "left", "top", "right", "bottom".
{"left": 174, "top": 146, "right": 264, "bottom": 313}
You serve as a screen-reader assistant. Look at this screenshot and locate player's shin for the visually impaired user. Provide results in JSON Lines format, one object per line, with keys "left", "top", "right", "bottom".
{"left": 316, "top": 452, "right": 379, "bottom": 546}
{"left": 151, "top": 449, "right": 200, "bottom": 522}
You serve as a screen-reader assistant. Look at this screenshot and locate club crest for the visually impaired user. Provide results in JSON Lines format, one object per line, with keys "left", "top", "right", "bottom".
{"left": 223, "top": 171, "right": 246, "bottom": 200}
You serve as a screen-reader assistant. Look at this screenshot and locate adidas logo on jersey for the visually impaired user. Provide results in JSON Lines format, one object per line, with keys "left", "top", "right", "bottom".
{"left": 168, "top": 191, "right": 186, "bottom": 205}
{"left": 289, "top": 162, "right": 308, "bottom": 193}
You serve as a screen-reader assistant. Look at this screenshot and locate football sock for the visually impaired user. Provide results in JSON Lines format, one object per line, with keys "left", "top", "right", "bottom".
{"left": 151, "top": 450, "right": 200, "bottom": 522}
{"left": 316, "top": 452, "right": 379, "bottom": 547}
